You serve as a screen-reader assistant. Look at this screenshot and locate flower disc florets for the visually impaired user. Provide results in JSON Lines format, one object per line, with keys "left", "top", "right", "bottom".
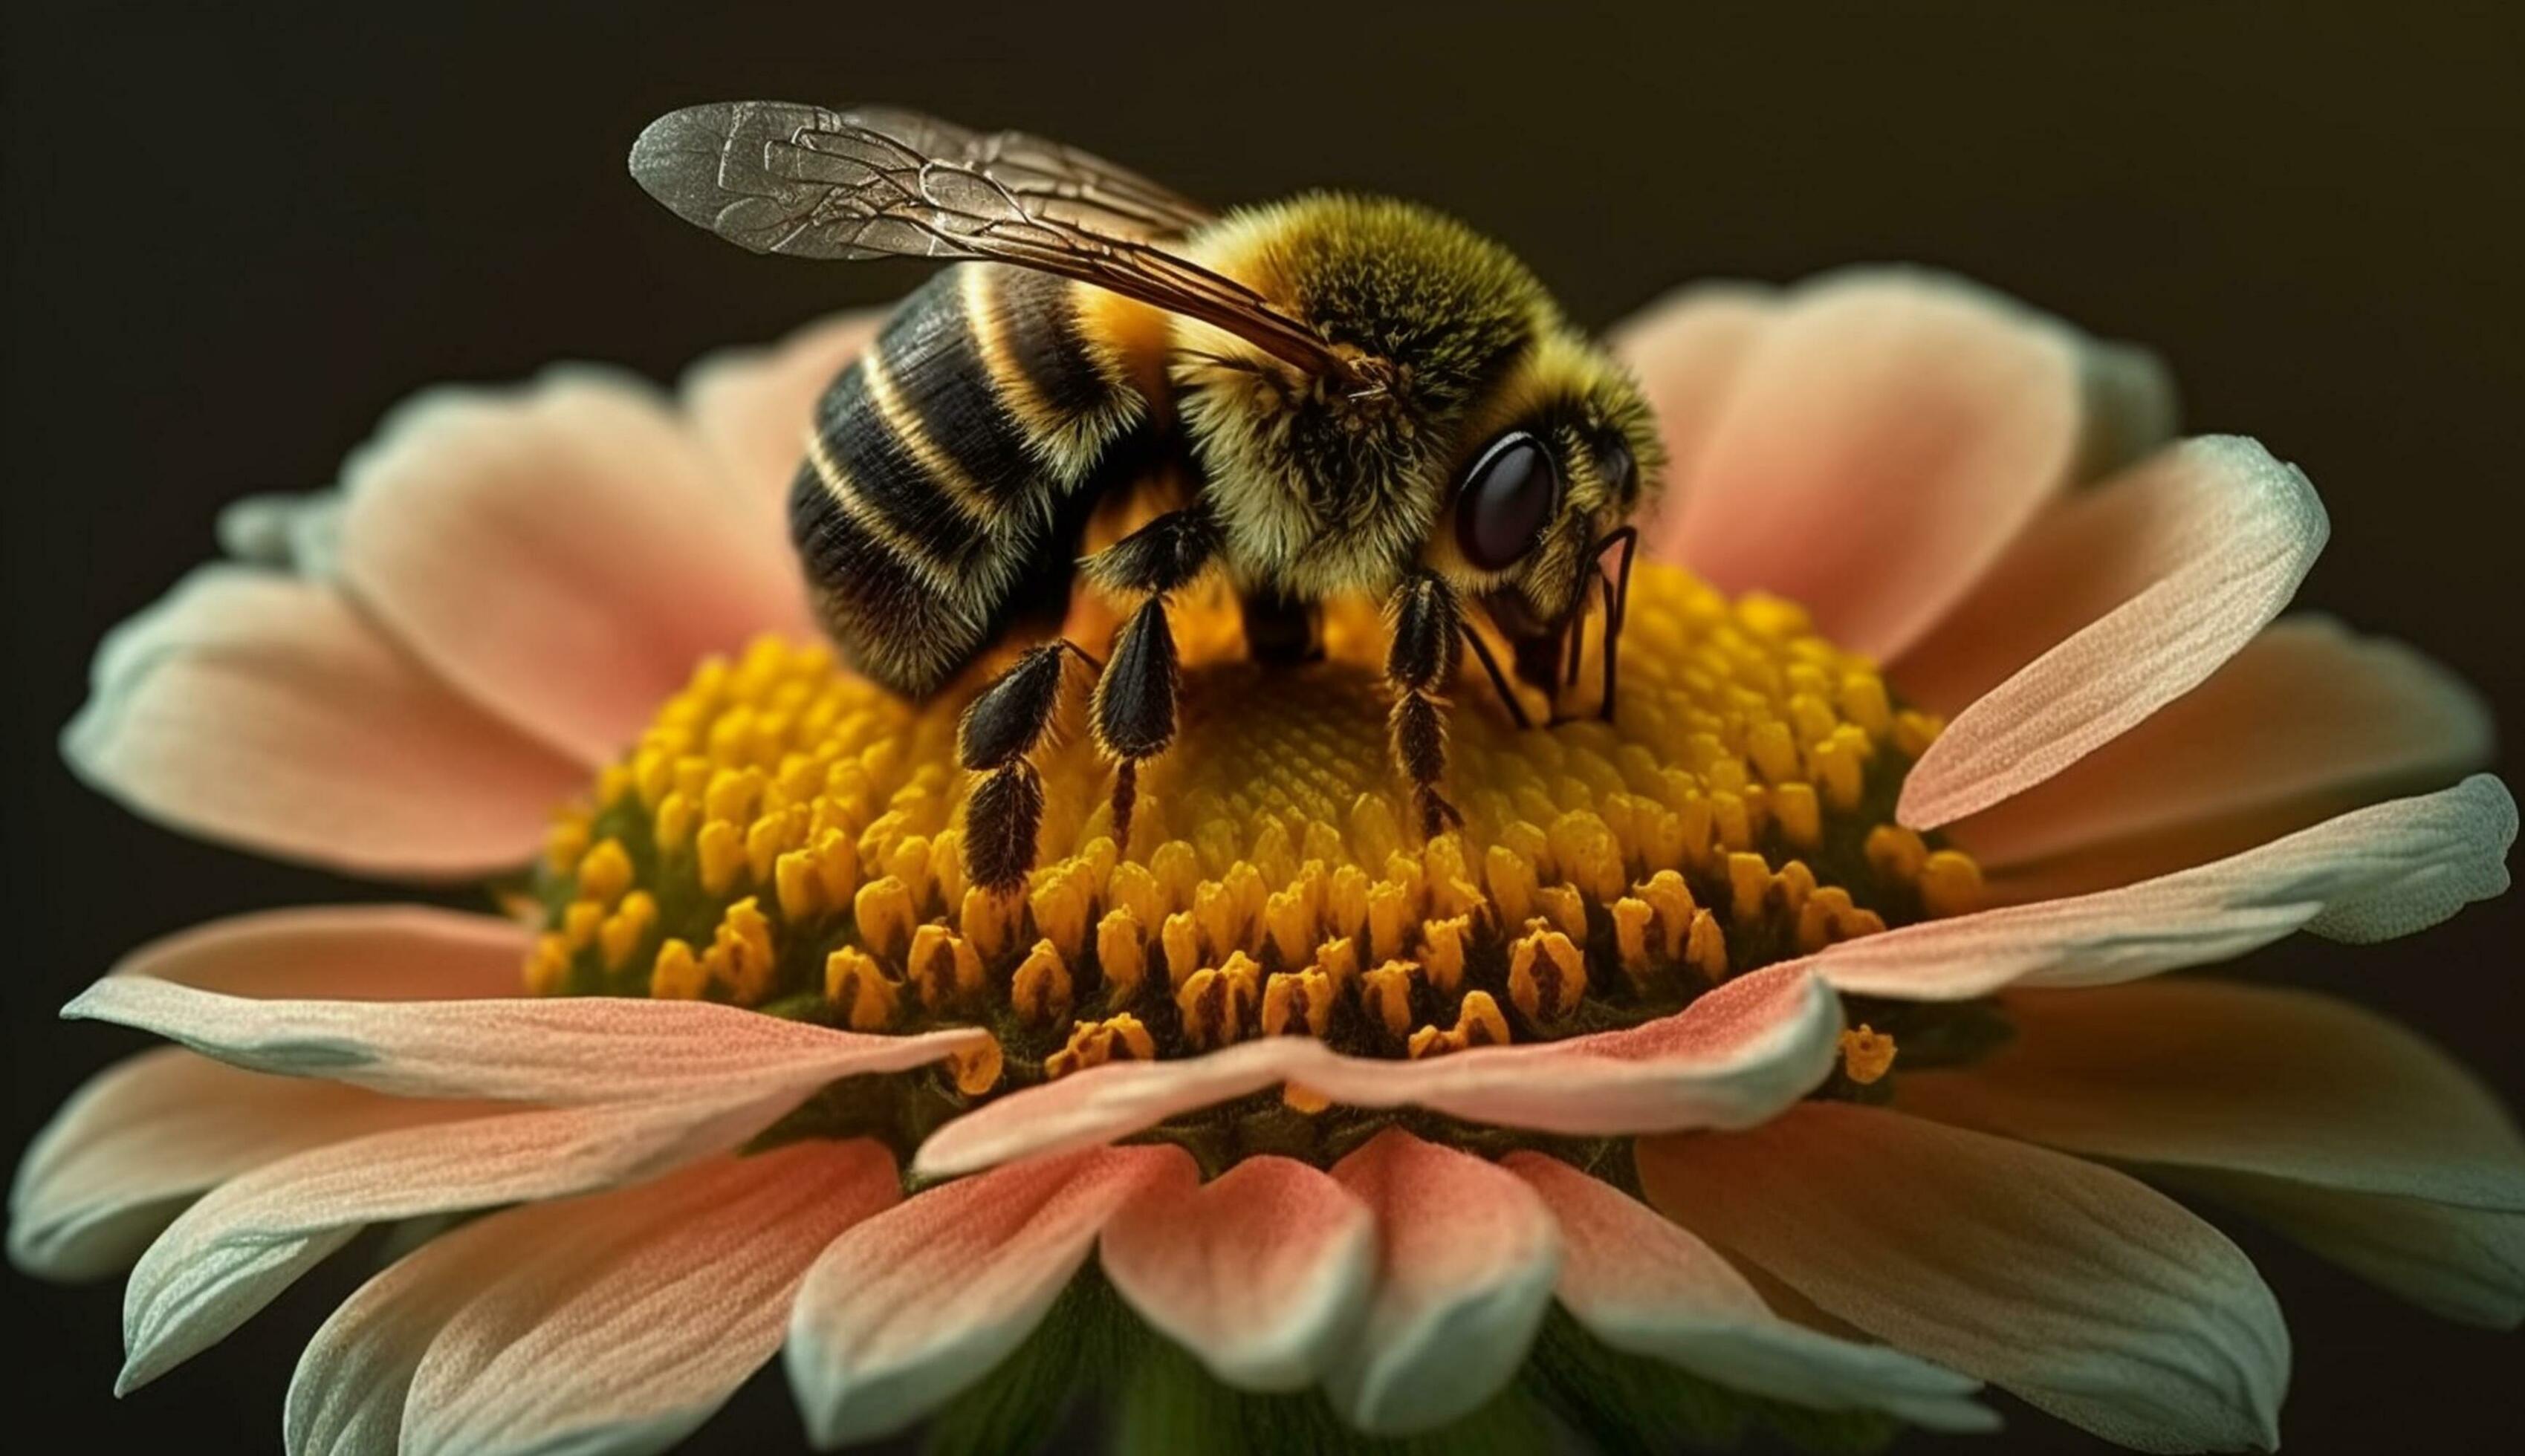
{"left": 526, "top": 563, "right": 1985, "bottom": 1157}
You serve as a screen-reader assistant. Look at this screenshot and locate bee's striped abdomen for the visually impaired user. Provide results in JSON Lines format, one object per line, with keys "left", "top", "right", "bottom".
{"left": 791, "top": 264, "right": 1150, "bottom": 698}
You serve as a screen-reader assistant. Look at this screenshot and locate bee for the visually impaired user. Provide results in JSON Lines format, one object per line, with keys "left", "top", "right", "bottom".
{"left": 630, "top": 103, "right": 1659, "bottom": 892}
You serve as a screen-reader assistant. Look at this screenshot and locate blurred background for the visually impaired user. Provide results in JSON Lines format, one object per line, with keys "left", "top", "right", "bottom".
{"left": 4, "top": 2, "right": 2518, "bottom": 1452}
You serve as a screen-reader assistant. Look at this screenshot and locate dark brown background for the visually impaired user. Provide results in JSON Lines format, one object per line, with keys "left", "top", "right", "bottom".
{"left": 4, "top": 2, "right": 2518, "bottom": 1452}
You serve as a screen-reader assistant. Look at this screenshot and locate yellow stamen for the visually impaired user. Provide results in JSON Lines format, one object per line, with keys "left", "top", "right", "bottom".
{"left": 1261, "top": 967, "right": 1335, "bottom": 1037}
{"left": 1011, "top": 939, "right": 1073, "bottom": 1026}
{"left": 1361, "top": 959, "right": 1418, "bottom": 1039}
{"left": 1408, "top": 989, "right": 1511, "bottom": 1058}
{"left": 1096, "top": 909, "right": 1148, "bottom": 1005}
{"left": 525, "top": 566, "right": 1982, "bottom": 1077}
{"left": 907, "top": 923, "right": 983, "bottom": 1010}
{"left": 824, "top": 946, "right": 901, "bottom": 1031}
{"left": 1045, "top": 1014, "right": 1156, "bottom": 1079}
{"left": 1839, "top": 1024, "right": 1898, "bottom": 1084}
{"left": 649, "top": 937, "right": 704, "bottom": 1000}
{"left": 949, "top": 1036, "right": 1005, "bottom": 1095}
{"left": 1508, "top": 928, "right": 1586, "bottom": 1021}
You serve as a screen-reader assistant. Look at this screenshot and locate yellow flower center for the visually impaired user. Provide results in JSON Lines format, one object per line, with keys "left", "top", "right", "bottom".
{"left": 525, "top": 562, "right": 1977, "bottom": 1091}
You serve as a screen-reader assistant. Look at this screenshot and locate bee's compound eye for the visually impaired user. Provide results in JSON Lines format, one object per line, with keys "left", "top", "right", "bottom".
{"left": 1453, "top": 432, "right": 1561, "bottom": 572}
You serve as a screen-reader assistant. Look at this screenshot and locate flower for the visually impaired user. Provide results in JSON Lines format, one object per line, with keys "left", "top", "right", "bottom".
{"left": 13, "top": 268, "right": 2519, "bottom": 1455}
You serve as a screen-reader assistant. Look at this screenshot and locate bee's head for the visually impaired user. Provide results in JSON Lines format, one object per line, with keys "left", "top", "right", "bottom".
{"left": 1428, "top": 331, "right": 1664, "bottom": 680}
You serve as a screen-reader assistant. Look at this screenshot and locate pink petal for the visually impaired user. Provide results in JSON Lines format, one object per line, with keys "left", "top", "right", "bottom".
{"left": 1641, "top": 1105, "right": 2289, "bottom": 1452}
{"left": 118, "top": 1079, "right": 849, "bottom": 1393}
{"left": 679, "top": 310, "right": 884, "bottom": 521}
{"left": 1655, "top": 269, "right": 2082, "bottom": 660}
{"left": 112, "top": 903, "right": 531, "bottom": 1001}
{"left": 64, "top": 974, "right": 988, "bottom": 1103}
{"left": 1896, "top": 437, "right": 2328, "bottom": 831}
{"left": 62, "top": 566, "right": 582, "bottom": 877}
{"left": 1811, "top": 776, "right": 2515, "bottom": 999}
{"left": 408, "top": 1141, "right": 898, "bottom": 1456}
{"left": 1947, "top": 616, "right": 2492, "bottom": 873}
{"left": 1501, "top": 1151, "right": 1992, "bottom": 1431}
{"left": 286, "top": 1140, "right": 898, "bottom": 1456}
{"left": 914, "top": 965, "right": 1840, "bottom": 1177}
{"left": 9, "top": 1048, "right": 484, "bottom": 1281}
{"left": 2063, "top": 336, "right": 2180, "bottom": 487}
{"left": 335, "top": 369, "right": 813, "bottom": 767}
{"left": 1323, "top": 1130, "right": 1560, "bottom": 1435}
{"left": 216, "top": 490, "right": 343, "bottom": 576}
{"left": 1896, "top": 979, "right": 2525, "bottom": 1326}
{"left": 1607, "top": 281, "right": 1774, "bottom": 531}
{"left": 1100, "top": 1154, "right": 1375, "bottom": 1392}
{"left": 785, "top": 1143, "right": 1187, "bottom": 1446}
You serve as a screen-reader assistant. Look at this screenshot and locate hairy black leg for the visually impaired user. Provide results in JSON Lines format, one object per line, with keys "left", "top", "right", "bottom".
{"left": 1386, "top": 570, "right": 1467, "bottom": 838}
{"left": 963, "top": 760, "right": 1046, "bottom": 894}
{"left": 1080, "top": 505, "right": 1217, "bottom": 848}
{"left": 957, "top": 641, "right": 1100, "bottom": 893}
{"left": 1092, "top": 596, "right": 1180, "bottom": 851}
{"left": 1081, "top": 501, "right": 1222, "bottom": 597}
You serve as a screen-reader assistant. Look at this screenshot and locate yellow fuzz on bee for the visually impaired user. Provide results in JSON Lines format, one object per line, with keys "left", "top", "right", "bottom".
{"left": 526, "top": 564, "right": 1977, "bottom": 1086}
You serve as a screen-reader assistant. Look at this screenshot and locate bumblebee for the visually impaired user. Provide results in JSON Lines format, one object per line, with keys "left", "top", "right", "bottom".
{"left": 630, "top": 103, "right": 1660, "bottom": 891}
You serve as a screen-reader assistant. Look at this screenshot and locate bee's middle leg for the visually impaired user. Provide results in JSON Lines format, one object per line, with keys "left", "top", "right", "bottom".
{"left": 1081, "top": 505, "right": 1220, "bottom": 851}
{"left": 1387, "top": 568, "right": 1467, "bottom": 839}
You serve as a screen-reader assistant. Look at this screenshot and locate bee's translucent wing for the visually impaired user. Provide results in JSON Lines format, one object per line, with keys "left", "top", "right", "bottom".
{"left": 629, "top": 101, "right": 1351, "bottom": 380}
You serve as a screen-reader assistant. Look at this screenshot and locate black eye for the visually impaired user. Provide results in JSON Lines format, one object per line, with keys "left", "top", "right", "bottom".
{"left": 1453, "top": 432, "right": 1561, "bottom": 571}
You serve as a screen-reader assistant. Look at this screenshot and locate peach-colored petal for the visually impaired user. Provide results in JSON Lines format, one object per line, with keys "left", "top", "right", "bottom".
{"left": 680, "top": 309, "right": 884, "bottom": 521}
{"left": 1641, "top": 1105, "right": 2289, "bottom": 1452}
{"left": 1654, "top": 269, "right": 2082, "bottom": 660}
{"left": 1323, "top": 1130, "right": 1560, "bottom": 1435}
{"left": 913, "top": 965, "right": 1838, "bottom": 1177}
{"left": 2169, "top": 1169, "right": 2524, "bottom": 1331}
{"left": 1100, "top": 1154, "right": 1375, "bottom": 1392}
{"left": 1810, "top": 776, "right": 2515, "bottom": 1000}
{"left": 216, "top": 490, "right": 343, "bottom": 576}
{"left": 1608, "top": 281, "right": 1774, "bottom": 525}
{"left": 1893, "top": 440, "right": 2310, "bottom": 720}
{"left": 64, "top": 975, "right": 988, "bottom": 1103}
{"left": 1896, "top": 437, "right": 2327, "bottom": 830}
{"left": 334, "top": 368, "right": 814, "bottom": 767}
{"left": 785, "top": 1143, "right": 1187, "bottom": 1446}
{"left": 1896, "top": 980, "right": 2525, "bottom": 1328}
{"left": 111, "top": 903, "right": 532, "bottom": 1001}
{"left": 1901, "top": 981, "right": 2525, "bottom": 1206}
{"left": 2065, "top": 336, "right": 2180, "bottom": 487}
{"left": 117, "top": 1088, "right": 828, "bottom": 1393}
{"left": 8, "top": 1049, "right": 487, "bottom": 1282}
{"left": 62, "top": 566, "right": 582, "bottom": 877}
{"left": 1501, "top": 1151, "right": 1993, "bottom": 1431}
{"left": 1947, "top": 616, "right": 2492, "bottom": 872}
{"left": 407, "top": 1140, "right": 897, "bottom": 1456}
{"left": 285, "top": 1140, "right": 898, "bottom": 1456}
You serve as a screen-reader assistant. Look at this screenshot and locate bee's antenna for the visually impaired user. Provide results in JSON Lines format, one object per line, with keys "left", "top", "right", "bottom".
{"left": 1591, "top": 526, "right": 1639, "bottom": 724}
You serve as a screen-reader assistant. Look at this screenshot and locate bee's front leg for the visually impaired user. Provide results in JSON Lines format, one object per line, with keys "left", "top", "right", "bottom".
{"left": 1386, "top": 569, "right": 1467, "bottom": 839}
{"left": 1081, "top": 505, "right": 1221, "bottom": 851}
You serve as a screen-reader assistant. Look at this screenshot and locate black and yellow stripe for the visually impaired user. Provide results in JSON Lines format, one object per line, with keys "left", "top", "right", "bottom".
{"left": 790, "top": 264, "right": 1153, "bottom": 698}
